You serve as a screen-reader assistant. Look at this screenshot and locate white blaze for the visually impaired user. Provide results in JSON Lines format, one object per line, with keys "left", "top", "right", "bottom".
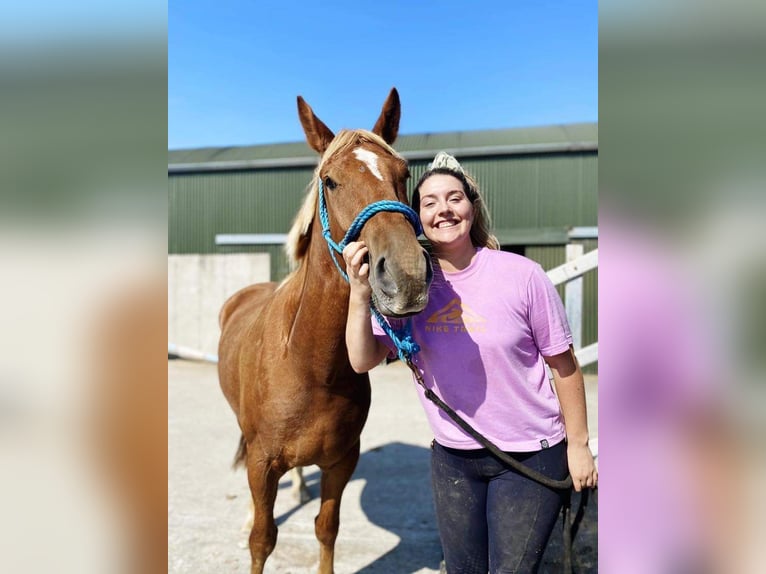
{"left": 353, "top": 148, "right": 384, "bottom": 181}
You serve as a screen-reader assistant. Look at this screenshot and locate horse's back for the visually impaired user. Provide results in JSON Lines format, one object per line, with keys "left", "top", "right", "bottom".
{"left": 218, "top": 282, "right": 278, "bottom": 415}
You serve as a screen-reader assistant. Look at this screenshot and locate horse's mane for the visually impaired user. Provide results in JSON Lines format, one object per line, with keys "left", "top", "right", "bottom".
{"left": 284, "top": 129, "right": 402, "bottom": 270}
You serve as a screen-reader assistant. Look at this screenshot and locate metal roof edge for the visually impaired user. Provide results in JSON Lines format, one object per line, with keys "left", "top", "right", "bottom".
{"left": 168, "top": 123, "right": 598, "bottom": 173}
{"left": 169, "top": 140, "right": 598, "bottom": 174}
{"left": 400, "top": 141, "right": 598, "bottom": 161}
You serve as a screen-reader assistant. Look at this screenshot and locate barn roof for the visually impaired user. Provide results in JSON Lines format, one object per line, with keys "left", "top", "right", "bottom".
{"left": 168, "top": 123, "right": 597, "bottom": 173}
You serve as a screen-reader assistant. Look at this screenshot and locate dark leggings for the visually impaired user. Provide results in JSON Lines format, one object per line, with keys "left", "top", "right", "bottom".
{"left": 431, "top": 440, "right": 568, "bottom": 574}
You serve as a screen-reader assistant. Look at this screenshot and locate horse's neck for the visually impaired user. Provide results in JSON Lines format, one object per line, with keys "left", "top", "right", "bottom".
{"left": 288, "top": 221, "right": 351, "bottom": 350}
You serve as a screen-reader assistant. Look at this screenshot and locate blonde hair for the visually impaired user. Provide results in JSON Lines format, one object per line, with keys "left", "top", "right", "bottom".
{"left": 285, "top": 129, "right": 403, "bottom": 267}
{"left": 411, "top": 153, "right": 500, "bottom": 250}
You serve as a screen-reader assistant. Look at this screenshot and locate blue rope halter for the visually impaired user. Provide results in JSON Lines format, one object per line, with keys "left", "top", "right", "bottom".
{"left": 318, "top": 178, "right": 423, "bottom": 361}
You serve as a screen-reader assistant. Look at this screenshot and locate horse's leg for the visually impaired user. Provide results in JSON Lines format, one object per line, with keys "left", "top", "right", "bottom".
{"left": 290, "top": 466, "right": 310, "bottom": 503}
{"left": 315, "top": 441, "right": 360, "bottom": 574}
{"left": 246, "top": 458, "right": 280, "bottom": 574}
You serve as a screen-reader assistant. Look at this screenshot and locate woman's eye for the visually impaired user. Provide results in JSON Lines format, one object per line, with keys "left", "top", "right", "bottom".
{"left": 324, "top": 177, "right": 337, "bottom": 190}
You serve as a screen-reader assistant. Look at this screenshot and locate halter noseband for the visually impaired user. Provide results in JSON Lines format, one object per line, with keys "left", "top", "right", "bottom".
{"left": 318, "top": 178, "right": 423, "bottom": 280}
{"left": 317, "top": 177, "right": 423, "bottom": 361}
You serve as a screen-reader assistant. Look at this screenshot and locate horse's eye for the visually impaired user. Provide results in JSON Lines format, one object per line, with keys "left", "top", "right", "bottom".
{"left": 324, "top": 177, "right": 337, "bottom": 191}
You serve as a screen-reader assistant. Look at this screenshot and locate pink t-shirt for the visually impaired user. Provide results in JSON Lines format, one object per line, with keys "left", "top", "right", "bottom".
{"left": 373, "top": 248, "right": 572, "bottom": 451}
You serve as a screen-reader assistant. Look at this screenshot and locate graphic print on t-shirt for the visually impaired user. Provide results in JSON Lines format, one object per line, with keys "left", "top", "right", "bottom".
{"left": 425, "top": 297, "right": 486, "bottom": 334}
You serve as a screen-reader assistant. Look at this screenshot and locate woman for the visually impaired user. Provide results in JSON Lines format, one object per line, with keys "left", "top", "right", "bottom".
{"left": 343, "top": 152, "right": 597, "bottom": 573}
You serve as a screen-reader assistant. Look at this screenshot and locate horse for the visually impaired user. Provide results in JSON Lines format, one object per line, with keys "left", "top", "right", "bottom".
{"left": 217, "top": 88, "right": 433, "bottom": 574}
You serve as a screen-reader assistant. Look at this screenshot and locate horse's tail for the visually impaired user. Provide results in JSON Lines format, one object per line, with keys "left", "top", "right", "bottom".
{"left": 232, "top": 434, "right": 247, "bottom": 469}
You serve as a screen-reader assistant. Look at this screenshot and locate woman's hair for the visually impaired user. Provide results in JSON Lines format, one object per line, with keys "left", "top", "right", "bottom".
{"left": 411, "top": 152, "right": 500, "bottom": 250}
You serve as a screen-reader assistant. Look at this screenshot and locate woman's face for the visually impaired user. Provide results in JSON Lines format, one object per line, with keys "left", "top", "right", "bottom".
{"left": 417, "top": 174, "right": 475, "bottom": 252}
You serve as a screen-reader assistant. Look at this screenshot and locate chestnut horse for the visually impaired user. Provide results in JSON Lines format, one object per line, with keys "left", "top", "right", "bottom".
{"left": 218, "top": 88, "right": 432, "bottom": 574}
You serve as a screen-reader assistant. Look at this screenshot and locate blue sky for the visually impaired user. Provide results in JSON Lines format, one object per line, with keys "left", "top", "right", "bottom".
{"left": 169, "top": 0, "right": 597, "bottom": 150}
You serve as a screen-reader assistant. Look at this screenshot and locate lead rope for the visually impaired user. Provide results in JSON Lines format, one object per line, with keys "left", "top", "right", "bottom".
{"left": 400, "top": 357, "right": 572, "bottom": 491}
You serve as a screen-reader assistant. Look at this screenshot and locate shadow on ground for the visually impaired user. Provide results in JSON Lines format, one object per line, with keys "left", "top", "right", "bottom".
{"left": 274, "top": 441, "right": 597, "bottom": 574}
{"left": 353, "top": 442, "right": 443, "bottom": 573}
{"left": 274, "top": 442, "right": 442, "bottom": 573}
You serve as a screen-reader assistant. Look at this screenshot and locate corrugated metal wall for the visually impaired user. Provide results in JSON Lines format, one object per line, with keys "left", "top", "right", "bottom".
{"left": 168, "top": 131, "right": 598, "bottom": 371}
{"left": 168, "top": 168, "right": 314, "bottom": 253}
{"left": 169, "top": 168, "right": 315, "bottom": 279}
{"left": 169, "top": 153, "right": 596, "bottom": 256}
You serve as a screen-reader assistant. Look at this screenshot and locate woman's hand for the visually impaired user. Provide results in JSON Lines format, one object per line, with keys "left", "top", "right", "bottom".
{"left": 343, "top": 241, "right": 372, "bottom": 300}
{"left": 567, "top": 442, "right": 598, "bottom": 492}
{"left": 343, "top": 240, "right": 389, "bottom": 372}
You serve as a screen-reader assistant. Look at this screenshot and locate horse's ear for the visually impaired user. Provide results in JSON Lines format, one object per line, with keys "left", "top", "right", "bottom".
{"left": 371, "top": 87, "right": 401, "bottom": 145}
{"left": 297, "top": 96, "right": 335, "bottom": 154}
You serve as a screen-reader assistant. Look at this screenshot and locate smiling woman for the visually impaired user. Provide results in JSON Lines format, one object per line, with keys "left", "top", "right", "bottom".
{"left": 343, "top": 151, "right": 597, "bottom": 574}
{"left": 412, "top": 152, "right": 500, "bottom": 265}
{"left": 417, "top": 175, "right": 476, "bottom": 271}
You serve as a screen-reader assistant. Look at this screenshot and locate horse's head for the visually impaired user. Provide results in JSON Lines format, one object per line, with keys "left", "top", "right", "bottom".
{"left": 291, "top": 88, "right": 432, "bottom": 317}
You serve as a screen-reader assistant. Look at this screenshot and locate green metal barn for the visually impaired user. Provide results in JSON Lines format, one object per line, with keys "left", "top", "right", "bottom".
{"left": 168, "top": 123, "right": 597, "bottom": 368}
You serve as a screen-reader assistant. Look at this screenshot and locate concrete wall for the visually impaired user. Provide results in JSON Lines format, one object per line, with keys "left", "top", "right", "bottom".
{"left": 168, "top": 253, "right": 270, "bottom": 356}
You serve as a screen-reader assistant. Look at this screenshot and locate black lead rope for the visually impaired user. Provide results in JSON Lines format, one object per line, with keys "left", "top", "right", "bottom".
{"left": 404, "top": 358, "right": 590, "bottom": 573}
{"left": 404, "top": 358, "right": 572, "bottom": 489}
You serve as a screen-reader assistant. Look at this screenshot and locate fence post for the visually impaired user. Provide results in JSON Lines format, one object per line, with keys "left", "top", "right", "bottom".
{"left": 565, "top": 243, "right": 584, "bottom": 350}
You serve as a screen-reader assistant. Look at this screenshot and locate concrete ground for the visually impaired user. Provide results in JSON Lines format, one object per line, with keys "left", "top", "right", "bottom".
{"left": 168, "top": 360, "right": 597, "bottom": 573}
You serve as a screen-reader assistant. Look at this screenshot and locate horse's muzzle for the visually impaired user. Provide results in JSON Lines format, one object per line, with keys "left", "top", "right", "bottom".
{"left": 370, "top": 248, "right": 432, "bottom": 317}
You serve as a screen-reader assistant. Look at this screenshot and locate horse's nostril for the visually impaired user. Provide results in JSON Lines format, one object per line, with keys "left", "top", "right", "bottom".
{"left": 374, "top": 256, "right": 398, "bottom": 297}
{"left": 376, "top": 256, "right": 387, "bottom": 277}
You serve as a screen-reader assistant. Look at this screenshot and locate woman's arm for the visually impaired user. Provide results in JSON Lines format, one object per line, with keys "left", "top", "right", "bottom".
{"left": 343, "top": 241, "right": 390, "bottom": 373}
{"left": 545, "top": 346, "right": 598, "bottom": 491}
